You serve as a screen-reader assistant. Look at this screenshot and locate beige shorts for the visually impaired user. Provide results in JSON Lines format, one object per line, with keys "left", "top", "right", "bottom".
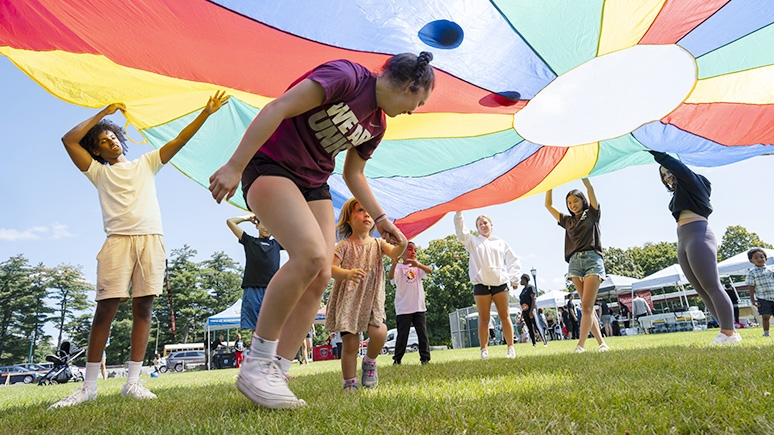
{"left": 96, "top": 234, "right": 165, "bottom": 301}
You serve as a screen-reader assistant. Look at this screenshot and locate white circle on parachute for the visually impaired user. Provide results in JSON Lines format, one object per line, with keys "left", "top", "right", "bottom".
{"left": 513, "top": 44, "right": 696, "bottom": 147}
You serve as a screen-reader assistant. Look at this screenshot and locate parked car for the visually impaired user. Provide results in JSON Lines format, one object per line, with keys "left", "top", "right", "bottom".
{"left": 166, "top": 350, "right": 206, "bottom": 372}
{"left": 16, "top": 363, "right": 50, "bottom": 373}
{"left": 372, "top": 327, "right": 419, "bottom": 354}
{"left": 0, "top": 365, "right": 42, "bottom": 385}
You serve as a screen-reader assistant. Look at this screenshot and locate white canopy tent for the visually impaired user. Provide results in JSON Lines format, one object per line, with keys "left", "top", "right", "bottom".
{"left": 717, "top": 248, "right": 774, "bottom": 276}
{"left": 632, "top": 264, "right": 691, "bottom": 309}
{"left": 598, "top": 274, "right": 638, "bottom": 299}
{"left": 536, "top": 290, "right": 569, "bottom": 309}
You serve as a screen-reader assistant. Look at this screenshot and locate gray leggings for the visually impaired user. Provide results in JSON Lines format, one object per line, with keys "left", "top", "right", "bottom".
{"left": 677, "top": 221, "right": 734, "bottom": 330}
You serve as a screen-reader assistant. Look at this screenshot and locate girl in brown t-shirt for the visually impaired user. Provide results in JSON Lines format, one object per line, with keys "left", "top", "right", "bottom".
{"left": 545, "top": 178, "right": 610, "bottom": 354}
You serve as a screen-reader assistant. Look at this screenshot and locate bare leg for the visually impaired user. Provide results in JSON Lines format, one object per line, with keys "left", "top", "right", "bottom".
{"left": 492, "top": 292, "right": 514, "bottom": 346}
{"left": 574, "top": 276, "right": 605, "bottom": 348}
{"left": 474, "top": 295, "right": 493, "bottom": 349}
{"left": 130, "top": 296, "right": 155, "bottom": 362}
{"left": 340, "top": 334, "right": 360, "bottom": 380}
{"left": 247, "top": 177, "right": 333, "bottom": 350}
{"left": 365, "top": 324, "right": 387, "bottom": 359}
{"left": 86, "top": 299, "right": 120, "bottom": 363}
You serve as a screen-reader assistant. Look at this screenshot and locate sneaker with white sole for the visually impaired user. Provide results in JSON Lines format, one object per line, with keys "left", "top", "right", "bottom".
{"left": 598, "top": 343, "right": 610, "bottom": 352}
{"left": 48, "top": 385, "right": 97, "bottom": 409}
{"left": 122, "top": 381, "right": 157, "bottom": 400}
{"left": 506, "top": 346, "right": 516, "bottom": 359}
{"left": 237, "top": 356, "right": 306, "bottom": 409}
{"left": 343, "top": 382, "right": 359, "bottom": 392}
{"left": 574, "top": 345, "right": 586, "bottom": 353}
{"left": 480, "top": 348, "right": 489, "bottom": 360}
{"left": 361, "top": 360, "right": 378, "bottom": 389}
{"left": 710, "top": 332, "right": 742, "bottom": 344}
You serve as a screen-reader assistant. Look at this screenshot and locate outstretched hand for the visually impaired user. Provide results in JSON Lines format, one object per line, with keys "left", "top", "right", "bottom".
{"left": 204, "top": 90, "right": 230, "bottom": 114}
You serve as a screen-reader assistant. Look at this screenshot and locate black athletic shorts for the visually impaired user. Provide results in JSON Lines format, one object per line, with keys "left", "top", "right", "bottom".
{"left": 242, "top": 154, "right": 331, "bottom": 209}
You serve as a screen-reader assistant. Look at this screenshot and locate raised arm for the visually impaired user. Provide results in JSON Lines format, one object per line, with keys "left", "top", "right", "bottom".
{"left": 209, "top": 80, "right": 326, "bottom": 203}
{"left": 582, "top": 178, "right": 598, "bottom": 209}
{"left": 454, "top": 211, "right": 470, "bottom": 243}
{"left": 544, "top": 189, "right": 561, "bottom": 222}
{"left": 159, "top": 91, "right": 229, "bottom": 164}
{"left": 62, "top": 103, "right": 125, "bottom": 171}
{"left": 226, "top": 214, "right": 256, "bottom": 240}
{"left": 342, "top": 148, "right": 405, "bottom": 247}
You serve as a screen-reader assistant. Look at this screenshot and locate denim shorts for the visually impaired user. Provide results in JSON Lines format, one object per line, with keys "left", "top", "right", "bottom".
{"left": 241, "top": 286, "right": 267, "bottom": 330}
{"left": 568, "top": 250, "right": 606, "bottom": 280}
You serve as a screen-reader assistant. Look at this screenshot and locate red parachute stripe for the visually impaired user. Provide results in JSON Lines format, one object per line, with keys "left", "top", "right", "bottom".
{"left": 395, "top": 146, "right": 567, "bottom": 240}
{"left": 639, "top": 0, "right": 730, "bottom": 44}
{"left": 664, "top": 102, "right": 774, "bottom": 146}
{"left": 0, "top": 0, "right": 519, "bottom": 115}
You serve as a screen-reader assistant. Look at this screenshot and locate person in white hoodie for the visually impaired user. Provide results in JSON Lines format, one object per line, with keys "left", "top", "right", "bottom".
{"left": 455, "top": 212, "right": 522, "bottom": 360}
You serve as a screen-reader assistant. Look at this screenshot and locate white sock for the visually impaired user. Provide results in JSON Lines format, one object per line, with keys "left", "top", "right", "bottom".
{"left": 363, "top": 355, "right": 377, "bottom": 365}
{"left": 276, "top": 356, "right": 292, "bottom": 374}
{"left": 250, "top": 334, "right": 278, "bottom": 360}
{"left": 126, "top": 361, "right": 142, "bottom": 383}
{"left": 83, "top": 362, "right": 100, "bottom": 390}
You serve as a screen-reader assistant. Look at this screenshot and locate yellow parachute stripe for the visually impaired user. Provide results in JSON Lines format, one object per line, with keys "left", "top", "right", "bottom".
{"left": 598, "top": 0, "right": 666, "bottom": 56}
{"left": 523, "top": 142, "right": 599, "bottom": 198}
{"left": 686, "top": 64, "right": 774, "bottom": 104}
{"left": 0, "top": 47, "right": 270, "bottom": 129}
{"left": 384, "top": 112, "right": 514, "bottom": 140}
{"left": 1, "top": 46, "right": 513, "bottom": 140}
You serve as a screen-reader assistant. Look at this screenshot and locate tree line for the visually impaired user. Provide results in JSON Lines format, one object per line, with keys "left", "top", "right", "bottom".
{"left": 1, "top": 225, "right": 769, "bottom": 365}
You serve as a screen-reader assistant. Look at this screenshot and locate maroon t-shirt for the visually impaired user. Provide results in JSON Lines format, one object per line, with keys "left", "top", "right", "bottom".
{"left": 257, "top": 60, "right": 386, "bottom": 188}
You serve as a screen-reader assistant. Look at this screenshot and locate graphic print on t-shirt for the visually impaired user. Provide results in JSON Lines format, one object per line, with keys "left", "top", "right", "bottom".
{"left": 308, "top": 102, "right": 374, "bottom": 157}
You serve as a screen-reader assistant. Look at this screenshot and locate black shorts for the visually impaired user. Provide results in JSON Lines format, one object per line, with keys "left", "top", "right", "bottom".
{"left": 473, "top": 283, "right": 508, "bottom": 296}
{"left": 242, "top": 154, "right": 331, "bottom": 209}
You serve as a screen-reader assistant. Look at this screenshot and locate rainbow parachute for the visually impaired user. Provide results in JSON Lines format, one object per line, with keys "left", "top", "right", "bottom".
{"left": 2, "top": 0, "right": 773, "bottom": 238}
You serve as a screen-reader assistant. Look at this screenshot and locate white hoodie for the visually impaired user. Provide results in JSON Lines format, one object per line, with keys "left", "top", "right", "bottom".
{"left": 455, "top": 212, "right": 522, "bottom": 286}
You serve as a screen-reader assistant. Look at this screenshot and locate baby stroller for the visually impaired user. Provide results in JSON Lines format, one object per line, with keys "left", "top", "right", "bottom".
{"left": 38, "top": 341, "right": 86, "bottom": 385}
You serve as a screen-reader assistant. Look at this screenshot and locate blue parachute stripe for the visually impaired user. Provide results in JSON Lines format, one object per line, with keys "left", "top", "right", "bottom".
{"left": 679, "top": 1, "right": 774, "bottom": 58}
{"left": 329, "top": 140, "right": 542, "bottom": 219}
{"left": 632, "top": 121, "right": 774, "bottom": 167}
{"left": 212, "top": 0, "right": 555, "bottom": 98}
{"left": 333, "top": 129, "right": 525, "bottom": 178}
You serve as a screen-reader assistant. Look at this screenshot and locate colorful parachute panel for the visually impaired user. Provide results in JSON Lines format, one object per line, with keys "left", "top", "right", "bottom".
{"left": 1, "top": 0, "right": 772, "bottom": 239}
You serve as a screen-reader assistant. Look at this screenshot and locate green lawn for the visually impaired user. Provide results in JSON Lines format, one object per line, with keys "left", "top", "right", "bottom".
{"left": 1, "top": 328, "right": 772, "bottom": 435}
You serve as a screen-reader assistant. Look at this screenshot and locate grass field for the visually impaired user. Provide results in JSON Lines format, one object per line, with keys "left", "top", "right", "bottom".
{"left": 1, "top": 328, "right": 772, "bottom": 435}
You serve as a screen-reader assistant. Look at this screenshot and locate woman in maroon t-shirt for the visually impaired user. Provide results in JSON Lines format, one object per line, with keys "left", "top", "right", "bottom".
{"left": 209, "top": 52, "right": 435, "bottom": 409}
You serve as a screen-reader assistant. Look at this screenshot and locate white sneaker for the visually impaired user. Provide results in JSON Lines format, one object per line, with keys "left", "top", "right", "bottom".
{"left": 48, "top": 385, "right": 96, "bottom": 409}
{"left": 236, "top": 356, "right": 305, "bottom": 409}
{"left": 506, "top": 346, "right": 516, "bottom": 359}
{"left": 598, "top": 343, "right": 610, "bottom": 352}
{"left": 480, "top": 348, "right": 489, "bottom": 360}
{"left": 574, "top": 345, "right": 586, "bottom": 353}
{"left": 122, "top": 381, "right": 157, "bottom": 400}
{"left": 710, "top": 332, "right": 742, "bottom": 344}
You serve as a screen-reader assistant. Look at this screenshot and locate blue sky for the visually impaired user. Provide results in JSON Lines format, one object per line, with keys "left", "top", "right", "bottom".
{"left": 2, "top": 56, "right": 773, "bottom": 305}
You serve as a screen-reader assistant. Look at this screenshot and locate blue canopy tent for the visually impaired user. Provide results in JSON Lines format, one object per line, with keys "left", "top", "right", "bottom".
{"left": 205, "top": 299, "right": 242, "bottom": 370}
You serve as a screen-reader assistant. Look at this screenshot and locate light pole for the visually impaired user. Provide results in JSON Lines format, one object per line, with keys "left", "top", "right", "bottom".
{"left": 153, "top": 315, "right": 160, "bottom": 355}
{"left": 530, "top": 267, "right": 538, "bottom": 293}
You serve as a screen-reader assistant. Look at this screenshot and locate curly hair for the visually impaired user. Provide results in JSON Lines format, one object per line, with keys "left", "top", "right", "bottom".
{"left": 79, "top": 120, "right": 128, "bottom": 164}
{"left": 380, "top": 51, "right": 435, "bottom": 93}
{"left": 565, "top": 189, "right": 589, "bottom": 216}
